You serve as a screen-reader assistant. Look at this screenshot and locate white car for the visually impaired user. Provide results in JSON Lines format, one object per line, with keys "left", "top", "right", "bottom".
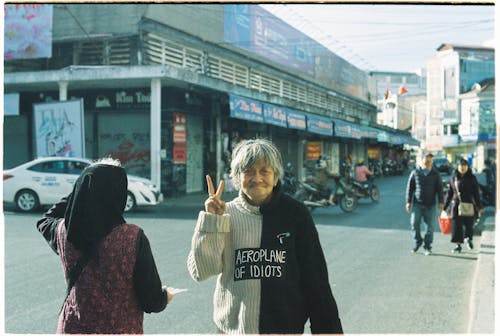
{"left": 3, "top": 157, "right": 163, "bottom": 212}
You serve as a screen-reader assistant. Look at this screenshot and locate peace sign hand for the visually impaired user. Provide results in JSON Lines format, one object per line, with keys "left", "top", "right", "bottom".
{"left": 204, "top": 175, "right": 226, "bottom": 215}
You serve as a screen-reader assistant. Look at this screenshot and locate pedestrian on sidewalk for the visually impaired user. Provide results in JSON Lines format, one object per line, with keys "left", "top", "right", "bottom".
{"left": 36, "top": 158, "right": 174, "bottom": 334}
{"left": 444, "top": 158, "right": 484, "bottom": 253}
{"left": 187, "top": 138, "right": 343, "bottom": 334}
{"left": 405, "top": 152, "right": 444, "bottom": 255}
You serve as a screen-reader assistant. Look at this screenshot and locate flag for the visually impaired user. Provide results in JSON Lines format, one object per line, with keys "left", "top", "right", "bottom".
{"left": 399, "top": 85, "right": 408, "bottom": 95}
{"left": 384, "top": 88, "right": 390, "bottom": 100}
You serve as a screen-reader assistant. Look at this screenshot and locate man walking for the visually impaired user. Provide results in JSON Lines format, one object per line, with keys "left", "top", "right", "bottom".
{"left": 405, "top": 153, "right": 444, "bottom": 255}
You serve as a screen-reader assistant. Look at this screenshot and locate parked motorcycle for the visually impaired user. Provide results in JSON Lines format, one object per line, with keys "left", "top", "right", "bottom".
{"left": 292, "top": 175, "right": 358, "bottom": 213}
{"left": 350, "top": 176, "right": 380, "bottom": 202}
{"left": 382, "top": 159, "right": 405, "bottom": 176}
{"left": 282, "top": 162, "right": 299, "bottom": 196}
{"left": 368, "top": 159, "right": 383, "bottom": 177}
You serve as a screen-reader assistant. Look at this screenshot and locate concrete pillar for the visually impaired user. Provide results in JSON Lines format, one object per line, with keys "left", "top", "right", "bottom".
{"left": 150, "top": 78, "right": 161, "bottom": 188}
{"left": 214, "top": 98, "right": 222, "bottom": 184}
{"left": 58, "top": 81, "right": 68, "bottom": 101}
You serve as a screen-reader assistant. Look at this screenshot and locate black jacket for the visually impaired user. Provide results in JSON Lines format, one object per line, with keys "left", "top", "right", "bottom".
{"left": 259, "top": 186, "right": 343, "bottom": 334}
{"left": 406, "top": 167, "right": 444, "bottom": 206}
{"left": 444, "top": 170, "right": 483, "bottom": 218}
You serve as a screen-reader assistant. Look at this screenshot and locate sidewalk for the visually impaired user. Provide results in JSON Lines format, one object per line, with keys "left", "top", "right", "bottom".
{"left": 468, "top": 209, "right": 496, "bottom": 334}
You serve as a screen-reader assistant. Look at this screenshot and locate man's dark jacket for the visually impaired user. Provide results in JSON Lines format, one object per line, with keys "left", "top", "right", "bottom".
{"left": 406, "top": 167, "right": 444, "bottom": 206}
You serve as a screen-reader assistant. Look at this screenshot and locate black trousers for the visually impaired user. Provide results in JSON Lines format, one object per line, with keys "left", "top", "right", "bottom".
{"left": 451, "top": 216, "right": 474, "bottom": 243}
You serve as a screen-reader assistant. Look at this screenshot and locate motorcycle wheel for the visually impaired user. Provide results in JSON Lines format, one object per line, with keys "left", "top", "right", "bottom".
{"left": 339, "top": 194, "right": 358, "bottom": 212}
{"left": 370, "top": 185, "right": 380, "bottom": 203}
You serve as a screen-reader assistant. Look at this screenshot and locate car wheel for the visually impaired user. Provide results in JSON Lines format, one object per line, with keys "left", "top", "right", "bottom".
{"left": 15, "top": 189, "right": 40, "bottom": 212}
{"left": 125, "top": 191, "right": 136, "bottom": 212}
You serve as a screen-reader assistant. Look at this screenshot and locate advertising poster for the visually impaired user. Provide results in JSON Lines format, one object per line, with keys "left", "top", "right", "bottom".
{"left": 4, "top": 4, "right": 53, "bottom": 60}
{"left": 33, "top": 99, "right": 85, "bottom": 158}
{"left": 224, "top": 4, "right": 315, "bottom": 77}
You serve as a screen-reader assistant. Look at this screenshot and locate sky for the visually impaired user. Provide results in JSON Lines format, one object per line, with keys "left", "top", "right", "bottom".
{"left": 261, "top": 4, "right": 495, "bottom": 73}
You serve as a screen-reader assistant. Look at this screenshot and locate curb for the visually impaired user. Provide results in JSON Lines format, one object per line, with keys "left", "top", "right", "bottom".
{"left": 467, "top": 210, "right": 496, "bottom": 334}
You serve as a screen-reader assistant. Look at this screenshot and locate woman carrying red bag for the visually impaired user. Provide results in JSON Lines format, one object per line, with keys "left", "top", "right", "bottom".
{"left": 443, "top": 158, "right": 484, "bottom": 253}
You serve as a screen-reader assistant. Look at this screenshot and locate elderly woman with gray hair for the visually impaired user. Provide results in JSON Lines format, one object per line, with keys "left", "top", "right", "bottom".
{"left": 187, "top": 138, "right": 343, "bottom": 334}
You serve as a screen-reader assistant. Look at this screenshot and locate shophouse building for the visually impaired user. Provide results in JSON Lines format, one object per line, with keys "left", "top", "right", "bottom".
{"left": 459, "top": 78, "right": 495, "bottom": 171}
{"left": 425, "top": 43, "right": 495, "bottom": 167}
{"left": 4, "top": 4, "right": 417, "bottom": 196}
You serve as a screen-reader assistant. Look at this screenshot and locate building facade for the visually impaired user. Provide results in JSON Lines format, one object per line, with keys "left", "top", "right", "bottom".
{"left": 459, "top": 78, "right": 495, "bottom": 171}
{"left": 425, "top": 44, "right": 495, "bottom": 164}
{"left": 368, "top": 70, "right": 426, "bottom": 130}
{"left": 4, "top": 4, "right": 417, "bottom": 196}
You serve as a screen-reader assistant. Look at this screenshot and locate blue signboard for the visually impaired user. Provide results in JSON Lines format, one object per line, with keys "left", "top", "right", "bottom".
{"left": 224, "top": 5, "right": 315, "bottom": 77}
{"left": 287, "top": 110, "right": 307, "bottom": 130}
{"left": 263, "top": 103, "right": 287, "bottom": 128}
{"left": 307, "top": 114, "right": 333, "bottom": 136}
{"left": 229, "top": 94, "right": 263, "bottom": 123}
{"left": 333, "top": 119, "right": 354, "bottom": 138}
{"left": 478, "top": 132, "right": 496, "bottom": 141}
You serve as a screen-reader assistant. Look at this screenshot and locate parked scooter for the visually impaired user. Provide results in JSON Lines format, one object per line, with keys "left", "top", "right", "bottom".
{"left": 293, "top": 175, "right": 358, "bottom": 213}
{"left": 282, "top": 162, "right": 299, "bottom": 196}
{"left": 368, "top": 159, "right": 383, "bottom": 177}
{"left": 350, "top": 175, "right": 380, "bottom": 202}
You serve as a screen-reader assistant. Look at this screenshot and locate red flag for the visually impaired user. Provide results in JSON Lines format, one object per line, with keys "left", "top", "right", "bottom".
{"left": 384, "top": 88, "right": 390, "bottom": 100}
{"left": 399, "top": 85, "right": 408, "bottom": 95}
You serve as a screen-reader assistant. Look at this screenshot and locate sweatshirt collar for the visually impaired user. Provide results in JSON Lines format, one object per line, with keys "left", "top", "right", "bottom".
{"left": 234, "top": 181, "right": 284, "bottom": 215}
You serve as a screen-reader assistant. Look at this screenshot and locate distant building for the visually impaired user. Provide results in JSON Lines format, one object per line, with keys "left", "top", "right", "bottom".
{"left": 459, "top": 78, "right": 495, "bottom": 171}
{"left": 368, "top": 71, "right": 426, "bottom": 130}
{"left": 425, "top": 44, "right": 495, "bottom": 162}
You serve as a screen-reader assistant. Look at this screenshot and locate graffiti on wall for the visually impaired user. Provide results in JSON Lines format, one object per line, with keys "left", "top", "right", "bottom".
{"left": 99, "top": 132, "right": 150, "bottom": 177}
{"left": 33, "top": 99, "right": 85, "bottom": 158}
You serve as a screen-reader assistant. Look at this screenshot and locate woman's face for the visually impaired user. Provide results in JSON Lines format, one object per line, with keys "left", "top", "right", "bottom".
{"left": 458, "top": 163, "right": 469, "bottom": 175}
{"left": 240, "top": 160, "right": 276, "bottom": 206}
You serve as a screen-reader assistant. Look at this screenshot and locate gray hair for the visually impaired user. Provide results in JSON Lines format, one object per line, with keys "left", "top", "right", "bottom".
{"left": 92, "top": 157, "right": 122, "bottom": 167}
{"left": 230, "top": 139, "right": 283, "bottom": 190}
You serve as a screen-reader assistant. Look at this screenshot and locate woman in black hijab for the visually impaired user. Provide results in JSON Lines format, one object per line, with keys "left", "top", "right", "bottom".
{"left": 37, "top": 158, "right": 171, "bottom": 334}
{"left": 444, "top": 158, "right": 484, "bottom": 253}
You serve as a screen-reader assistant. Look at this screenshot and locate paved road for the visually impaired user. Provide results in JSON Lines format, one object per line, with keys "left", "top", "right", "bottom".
{"left": 3, "top": 174, "right": 484, "bottom": 333}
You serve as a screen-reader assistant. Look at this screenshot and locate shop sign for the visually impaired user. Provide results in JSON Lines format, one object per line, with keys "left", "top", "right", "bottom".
{"left": 350, "top": 125, "right": 363, "bottom": 139}
{"left": 263, "top": 103, "right": 287, "bottom": 128}
{"left": 173, "top": 143, "right": 187, "bottom": 164}
{"left": 307, "top": 114, "right": 332, "bottom": 136}
{"left": 367, "top": 146, "right": 381, "bottom": 159}
{"left": 4, "top": 93, "right": 20, "bottom": 116}
{"left": 229, "top": 94, "right": 263, "bottom": 123}
{"left": 362, "top": 127, "right": 379, "bottom": 139}
{"left": 115, "top": 90, "right": 150, "bottom": 108}
{"left": 306, "top": 142, "right": 322, "bottom": 160}
{"left": 287, "top": 110, "right": 306, "bottom": 130}
{"left": 334, "top": 120, "right": 351, "bottom": 138}
{"left": 478, "top": 132, "right": 496, "bottom": 141}
{"left": 377, "top": 131, "right": 389, "bottom": 142}
{"left": 390, "top": 135, "right": 404, "bottom": 145}
{"left": 173, "top": 112, "right": 187, "bottom": 143}
{"left": 461, "top": 134, "right": 478, "bottom": 142}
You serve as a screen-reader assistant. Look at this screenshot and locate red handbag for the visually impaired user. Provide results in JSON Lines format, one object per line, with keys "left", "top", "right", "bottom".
{"left": 438, "top": 215, "right": 452, "bottom": 234}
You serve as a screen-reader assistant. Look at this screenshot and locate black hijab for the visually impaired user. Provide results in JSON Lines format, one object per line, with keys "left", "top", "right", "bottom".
{"left": 64, "top": 163, "right": 128, "bottom": 254}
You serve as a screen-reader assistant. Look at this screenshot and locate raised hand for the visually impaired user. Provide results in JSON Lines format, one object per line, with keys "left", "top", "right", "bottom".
{"left": 205, "top": 175, "right": 226, "bottom": 215}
